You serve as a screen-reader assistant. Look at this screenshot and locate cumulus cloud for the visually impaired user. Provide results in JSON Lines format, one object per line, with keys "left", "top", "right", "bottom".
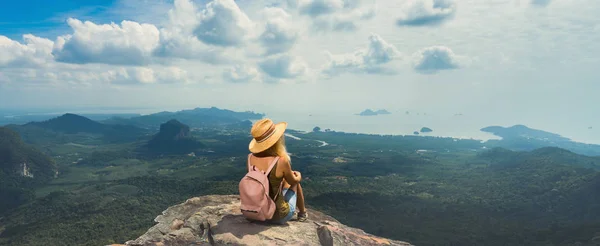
{"left": 88, "top": 66, "right": 192, "bottom": 85}
{"left": 322, "top": 33, "right": 400, "bottom": 75}
{"left": 258, "top": 54, "right": 308, "bottom": 79}
{"left": 1, "top": 65, "right": 191, "bottom": 86}
{"left": 412, "top": 46, "right": 464, "bottom": 74}
{"left": 531, "top": 0, "right": 552, "bottom": 7}
{"left": 0, "top": 35, "right": 54, "bottom": 67}
{"left": 52, "top": 18, "right": 160, "bottom": 65}
{"left": 259, "top": 8, "right": 298, "bottom": 55}
{"left": 396, "top": 0, "right": 456, "bottom": 27}
{"left": 223, "top": 64, "right": 260, "bottom": 83}
{"left": 194, "top": 0, "right": 255, "bottom": 47}
{"left": 153, "top": 0, "right": 230, "bottom": 64}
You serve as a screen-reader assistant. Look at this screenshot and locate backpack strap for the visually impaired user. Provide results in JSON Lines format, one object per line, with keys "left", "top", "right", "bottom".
{"left": 265, "top": 156, "right": 280, "bottom": 175}
{"left": 265, "top": 157, "right": 284, "bottom": 201}
{"left": 247, "top": 153, "right": 254, "bottom": 172}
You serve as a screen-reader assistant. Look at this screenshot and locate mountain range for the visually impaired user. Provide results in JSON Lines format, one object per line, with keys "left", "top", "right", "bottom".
{"left": 7, "top": 113, "right": 148, "bottom": 144}
{"left": 482, "top": 125, "right": 600, "bottom": 156}
{"left": 102, "top": 107, "right": 264, "bottom": 129}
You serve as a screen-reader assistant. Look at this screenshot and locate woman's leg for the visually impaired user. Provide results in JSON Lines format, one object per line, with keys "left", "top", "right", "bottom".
{"left": 287, "top": 183, "right": 306, "bottom": 213}
{"left": 282, "top": 177, "right": 306, "bottom": 214}
{"left": 295, "top": 183, "right": 306, "bottom": 213}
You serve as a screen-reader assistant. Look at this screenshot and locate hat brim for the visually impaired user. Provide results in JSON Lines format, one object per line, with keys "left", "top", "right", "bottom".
{"left": 249, "top": 122, "right": 287, "bottom": 153}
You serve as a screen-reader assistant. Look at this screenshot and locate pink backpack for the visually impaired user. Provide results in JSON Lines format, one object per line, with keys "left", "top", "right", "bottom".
{"left": 239, "top": 154, "right": 283, "bottom": 221}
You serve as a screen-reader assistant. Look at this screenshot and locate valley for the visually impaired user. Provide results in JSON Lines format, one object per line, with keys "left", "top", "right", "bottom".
{"left": 0, "top": 108, "right": 600, "bottom": 246}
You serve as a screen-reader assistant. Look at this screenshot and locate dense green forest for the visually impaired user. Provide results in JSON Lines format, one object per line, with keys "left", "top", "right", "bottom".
{"left": 1, "top": 112, "right": 600, "bottom": 246}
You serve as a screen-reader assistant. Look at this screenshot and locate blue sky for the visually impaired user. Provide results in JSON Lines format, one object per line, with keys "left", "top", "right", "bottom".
{"left": 0, "top": 0, "right": 599, "bottom": 139}
{"left": 0, "top": 0, "right": 120, "bottom": 39}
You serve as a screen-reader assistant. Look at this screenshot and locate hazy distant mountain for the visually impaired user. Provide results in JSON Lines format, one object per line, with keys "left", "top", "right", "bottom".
{"left": 15, "top": 113, "right": 148, "bottom": 143}
{"left": 482, "top": 125, "right": 569, "bottom": 142}
{"left": 26, "top": 113, "right": 106, "bottom": 134}
{"left": 483, "top": 125, "right": 600, "bottom": 156}
{"left": 145, "top": 120, "right": 205, "bottom": 155}
{"left": 0, "top": 112, "right": 141, "bottom": 126}
{"left": 102, "top": 107, "right": 264, "bottom": 129}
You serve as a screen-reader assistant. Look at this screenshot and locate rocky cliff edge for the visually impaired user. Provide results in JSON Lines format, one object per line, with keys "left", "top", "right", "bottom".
{"left": 110, "top": 195, "right": 413, "bottom": 246}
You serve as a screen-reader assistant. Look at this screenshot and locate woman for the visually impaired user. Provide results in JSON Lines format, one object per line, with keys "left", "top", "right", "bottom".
{"left": 247, "top": 118, "right": 308, "bottom": 223}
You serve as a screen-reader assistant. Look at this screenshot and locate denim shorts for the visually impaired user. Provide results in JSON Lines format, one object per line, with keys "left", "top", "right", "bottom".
{"left": 270, "top": 188, "right": 297, "bottom": 224}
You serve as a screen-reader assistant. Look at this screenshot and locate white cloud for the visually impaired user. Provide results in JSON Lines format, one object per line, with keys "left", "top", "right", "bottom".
{"left": 223, "top": 64, "right": 260, "bottom": 83}
{"left": 396, "top": 0, "right": 456, "bottom": 26}
{"left": 52, "top": 18, "right": 160, "bottom": 65}
{"left": 153, "top": 0, "right": 232, "bottom": 64}
{"left": 0, "top": 35, "right": 54, "bottom": 67}
{"left": 110, "top": 66, "right": 192, "bottom": 84}
{"left": 194, "top": 0, "right": 256, "bottom": 47}
{"left": 322, "top": 33, "right": 401, "bottom": 75}
{"left": 259, "top": 7, "right": 298, "bottom": 55}
{"left": 412, "top": 46, "right": 464, "bottom": 74}
{"left": 258, "top": 54, "right": 308, "bottom": 79}
{"left": 0, "top": 64, "right": 192, "bottom": 86}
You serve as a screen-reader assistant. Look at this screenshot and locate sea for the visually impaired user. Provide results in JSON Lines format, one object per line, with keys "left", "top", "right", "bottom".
{"left": 261, "top": 110, "right": 600, "bottom": 145}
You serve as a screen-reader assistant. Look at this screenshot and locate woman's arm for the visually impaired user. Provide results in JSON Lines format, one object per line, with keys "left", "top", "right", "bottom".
{"left": 280, "top": 158, "right": 301, "bottom": 185}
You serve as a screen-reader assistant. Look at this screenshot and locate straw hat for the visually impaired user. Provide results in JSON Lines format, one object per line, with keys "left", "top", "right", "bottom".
{"left": 249, "top": 118, "right": 287, "bottom": 153}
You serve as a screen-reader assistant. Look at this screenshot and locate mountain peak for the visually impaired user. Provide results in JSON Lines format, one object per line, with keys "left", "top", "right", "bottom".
{"left": 146, "top": 120, "right": 204, "bottom": 155}
{"left": 116, "top": 195, "right": 412, "bottom": 246}
{"left": 26, "top": 113, "right": 105, "bottom": 134}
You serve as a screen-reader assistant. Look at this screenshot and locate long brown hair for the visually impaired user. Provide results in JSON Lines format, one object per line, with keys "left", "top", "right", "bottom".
{"left": 254, "top": 135, "right": 291, "bottom": 163}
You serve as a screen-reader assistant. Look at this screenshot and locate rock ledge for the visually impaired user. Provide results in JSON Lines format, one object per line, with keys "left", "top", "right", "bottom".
{"left": 111, "top": 195, "right": 413, "bottom": 246}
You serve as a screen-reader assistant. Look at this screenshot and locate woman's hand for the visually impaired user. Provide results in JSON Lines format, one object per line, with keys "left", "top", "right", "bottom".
{"left": 293, "top": 171, "right": 302, "bottom": 182}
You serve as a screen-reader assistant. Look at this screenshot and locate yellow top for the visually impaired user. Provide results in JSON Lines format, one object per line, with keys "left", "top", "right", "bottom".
{"left": 268, "top": 160, "right": 290, "bottom": 221}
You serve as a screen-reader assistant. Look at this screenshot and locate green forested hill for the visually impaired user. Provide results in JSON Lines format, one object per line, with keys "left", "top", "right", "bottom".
{"left": 0, "top": 127, "right": 57, "bottom": 214}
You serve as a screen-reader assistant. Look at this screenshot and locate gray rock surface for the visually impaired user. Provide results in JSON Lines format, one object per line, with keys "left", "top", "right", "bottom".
{"left": 112, "top": 195, "right": 413, "bottom": 246}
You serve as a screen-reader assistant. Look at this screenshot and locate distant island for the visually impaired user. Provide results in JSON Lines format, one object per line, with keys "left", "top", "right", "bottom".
{"left": 478, "top": 124, "right": 600, "bottom": 156}
{"left": 375, "top": 109, "right": 391, "bottom": 115}
{"left": 481, "top": 125, "right": 570, "bottom": 142}
{"left": 420, "top": 127, "right": 433, "bottom": 133}
{"left": 357, "top": 109, "right": 391, "bottom": 116}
